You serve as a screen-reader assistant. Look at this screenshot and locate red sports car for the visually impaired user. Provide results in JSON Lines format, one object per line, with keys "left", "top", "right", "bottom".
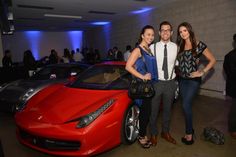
{"left": 15, "top": 61, "right": 140, "bottom": 156}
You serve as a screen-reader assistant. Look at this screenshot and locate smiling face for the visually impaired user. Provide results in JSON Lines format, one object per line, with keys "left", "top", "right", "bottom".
{"left": 141, "top": 28, "right": 155, "bottom": 45}
{"left": 159, "top": 24, "right": 172, "bottom": 42}
{"left": 179, "top": 26, "right": 190, "bottom": 40}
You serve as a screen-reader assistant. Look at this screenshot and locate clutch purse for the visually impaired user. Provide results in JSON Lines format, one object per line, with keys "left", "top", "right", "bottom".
{"left": 128, "top": 78, "right": 155, "bottom": 99}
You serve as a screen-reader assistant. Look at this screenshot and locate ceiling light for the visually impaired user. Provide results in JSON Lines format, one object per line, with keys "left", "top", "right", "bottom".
{"left": 91, "top": 22, "right": 110, "bottom": 25}
{"left": 44, "top": 14, "right": 82, "bottom": 19}
{"left": 131, "top": 7, "right": 153, "bottom": 14}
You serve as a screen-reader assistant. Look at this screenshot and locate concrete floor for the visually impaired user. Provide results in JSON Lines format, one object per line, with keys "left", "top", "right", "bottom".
{"left": 0, "top": 95, "right": 236, "bottom": 157}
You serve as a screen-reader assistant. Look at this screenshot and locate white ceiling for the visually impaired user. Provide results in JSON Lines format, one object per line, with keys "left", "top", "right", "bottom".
{"left": 11, "top": 0, "right": 175, "bottom": 31}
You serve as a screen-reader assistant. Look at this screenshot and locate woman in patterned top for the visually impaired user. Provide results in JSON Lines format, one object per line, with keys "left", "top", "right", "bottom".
{"left": 176, "top": 22, "right": 216, "bottom": 145}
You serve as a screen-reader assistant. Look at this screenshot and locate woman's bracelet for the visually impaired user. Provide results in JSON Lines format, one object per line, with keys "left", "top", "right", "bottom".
{"left": 200, "top": 69, "right": 206, "bottom": 75}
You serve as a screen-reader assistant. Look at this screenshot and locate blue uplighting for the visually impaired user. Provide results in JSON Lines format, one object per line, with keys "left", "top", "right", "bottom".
{"left": 25, "top": 31, "right": 42, "bottom": 60}
{"left": 103, "top": 23, "right": 111, "bottom": 52}
{"left": 25, "top": 31, "right": 41, "bottom": 35}
{"left": 67, "top": 31, "right": 83, "bottom": 51}
{"left": 131, "top": 7, "right": 153, "bottom": 14}
{"left": 91, "top": 22, "right": 110, "bottom": 25}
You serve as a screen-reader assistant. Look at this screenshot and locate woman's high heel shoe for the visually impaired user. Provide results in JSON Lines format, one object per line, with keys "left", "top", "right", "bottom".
{"left": 181, "top": 136, "right": 194, "bottom": 145}
{"left": 181, "top": 130, "right": 195, "bottom": 145}
{"left": 137, "top": 136, "right": 151, "bottom": 149}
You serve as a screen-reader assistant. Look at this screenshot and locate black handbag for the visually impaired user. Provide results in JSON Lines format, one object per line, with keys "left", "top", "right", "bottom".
{"left": 128, "top": 46, "right": 156, "bottom": 99}
{"left": 203, "top": 127, "right": 225, "bottom": 145}
{"left": 128, "top": 78, "right": 155, "bottom": 99}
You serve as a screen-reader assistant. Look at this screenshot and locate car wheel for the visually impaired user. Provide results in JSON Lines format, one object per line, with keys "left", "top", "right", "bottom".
{"left": 121, "top": 103, "right": 140, "bottom": 144}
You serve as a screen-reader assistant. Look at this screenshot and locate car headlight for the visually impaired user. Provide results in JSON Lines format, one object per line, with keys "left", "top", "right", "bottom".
{"left": 76, "top": 99, "right": 115, "bottom": 128}
{"left": 20, "top": 88, "right": 35, "bottom": 102}
{"left": 16, "top": 88, "right": 35, "bottom": 112}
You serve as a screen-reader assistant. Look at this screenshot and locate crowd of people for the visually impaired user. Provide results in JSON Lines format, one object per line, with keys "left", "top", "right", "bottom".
{"left": 0, "top": 45, "right": 132, "bottom": 84}
{"left": 1, "top": 45, "right": 135, "bottom": 70}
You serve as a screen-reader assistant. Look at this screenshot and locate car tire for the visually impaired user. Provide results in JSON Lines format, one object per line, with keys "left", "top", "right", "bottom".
{"left": 121, "top": 103, "right": 140, "bottom": 145}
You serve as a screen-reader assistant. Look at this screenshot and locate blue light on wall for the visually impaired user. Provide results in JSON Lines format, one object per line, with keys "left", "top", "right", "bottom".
{"left": 131, "top": 7, "right": 154, "bottom": 30}
{"left": 68, "top": 31, "right": 83, "bottom": 51}
{"left": 102, "top": 23, "right": 111, "bottom": 52}
{"left": 131, "top": 7, "right": 153, "bottom": 14}
{"left": 25, "top": 31, "right": 42, "bottom": 60}
{"left": 91, "top": 22, "right": 110, "bottom": 25}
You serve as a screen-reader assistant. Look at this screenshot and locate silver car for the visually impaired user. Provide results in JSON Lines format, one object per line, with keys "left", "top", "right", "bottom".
{"left": 0, "top": 63, "right": 89, "bottom": 113}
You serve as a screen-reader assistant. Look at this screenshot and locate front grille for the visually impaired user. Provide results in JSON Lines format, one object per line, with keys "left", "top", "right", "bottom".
{"left": 18, "top": 128, "right": 81, "bottom": 150}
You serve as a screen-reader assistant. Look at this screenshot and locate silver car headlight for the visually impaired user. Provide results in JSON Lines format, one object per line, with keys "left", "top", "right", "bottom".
{"left": 20, "top": 88, "right": 35, "bottom": 102}
{"left": 75, "top": 99, "right": 115, "bottom": 128}
{"left": 16, "top": 88, "right": 35, "bottom": 111}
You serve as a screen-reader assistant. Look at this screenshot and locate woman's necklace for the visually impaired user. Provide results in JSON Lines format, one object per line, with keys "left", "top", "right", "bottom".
{"left": 142, "top": 45, "right": 153, "bottom": 56}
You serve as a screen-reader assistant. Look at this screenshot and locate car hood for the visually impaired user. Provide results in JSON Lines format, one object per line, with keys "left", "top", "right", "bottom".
{"left": 0, "top": 80, "right": 55, "bottom": 102}
{"left": 13, "top": 79, "right": 53, "bottom": 88}
{"left": 21, "top": 85, "right": 125, "bottom": 124}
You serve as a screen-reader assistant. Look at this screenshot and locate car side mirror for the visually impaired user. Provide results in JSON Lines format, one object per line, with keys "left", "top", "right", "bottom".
{"left": 50, "top": 74, "right": 57, "bottom": 79}
{"left": 70, "top": 72, "right": 77, "bottom": 76}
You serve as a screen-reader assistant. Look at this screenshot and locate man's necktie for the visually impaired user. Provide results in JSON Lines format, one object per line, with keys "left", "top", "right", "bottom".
{"left": 162, "top": 44, "right": 168, "bottom": 80}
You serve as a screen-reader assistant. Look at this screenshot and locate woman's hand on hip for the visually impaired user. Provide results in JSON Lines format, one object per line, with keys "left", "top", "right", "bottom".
{"left": 142, "top": 73, "right": 151, "bottom": 80}
{"left": 189, "top": 70, "right": 204, "bottom": 78}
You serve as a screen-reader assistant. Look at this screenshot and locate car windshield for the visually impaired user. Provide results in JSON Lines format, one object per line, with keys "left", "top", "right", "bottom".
{"left": 69, "top": 65, "right": 131, "bottom": 90}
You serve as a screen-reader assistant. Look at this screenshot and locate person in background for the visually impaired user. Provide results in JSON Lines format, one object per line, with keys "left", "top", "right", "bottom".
{"left": 94, "top": 49, "right": 101, "bottom": 63}
{"left": 126, "top": 25, "right": 158, "bottom": 148}
{"left": 71, "top": 50, "right": 76, "bottom": 61}
{"left": 124, "top": 45, "right": 132, "bottom": 61}
{"left": 86, "top": 48, "right": 95, "bottom": 64}
{"left": 23, "top": 49, "right": 37, "bottom": 71}
{"left": 2, "top": 50, "right": 13, "bottom": 67}
{"left": 61, "top": 48, "right": 71, "bottom": 63}
{"left": 107, "top": 49, "right": 114, "bottom": 60}
{"left": 149, "top": 21, "right": 178, "bottom": 146}
{"left": 81, "top": 47, "right": 88, "bottom": 61}
{"left": 73, "top": 48, "right": 84, "bottom": 62}
{"left": 113, "top": 46, "right": 123, "bottom": 61}
{"left": 176, "top": 22, "right": 216, "bottom": 145}
{"left": 49, "top": 49, "right": 59, "bottom": 64}
{"left": 223, "top": 34, "right": 236, "bottom": 139}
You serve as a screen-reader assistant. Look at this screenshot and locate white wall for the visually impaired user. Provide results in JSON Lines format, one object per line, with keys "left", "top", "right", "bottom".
{"left": 2, "top": 31, "right": 83, "bottom": 62}
{"left": 87, "top": 0, "right": 236, "bottom": 99}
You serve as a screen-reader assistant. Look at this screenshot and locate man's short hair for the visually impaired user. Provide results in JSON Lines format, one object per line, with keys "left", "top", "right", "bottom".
{"left": 159, "top": 21, "right": 173, "bottom": 31}
{"left": 233, "top": 34, "right": 236, "bottom": 41}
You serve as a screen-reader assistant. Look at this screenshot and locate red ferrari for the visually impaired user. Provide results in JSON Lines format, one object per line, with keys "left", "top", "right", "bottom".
{"left": 15, "top": 62, "right": 140, "bottom": 156}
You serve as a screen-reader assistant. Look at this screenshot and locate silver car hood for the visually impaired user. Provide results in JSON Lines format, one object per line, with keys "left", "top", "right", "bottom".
{"left": 0, "top": 79, "right": 63, "bottom": 102}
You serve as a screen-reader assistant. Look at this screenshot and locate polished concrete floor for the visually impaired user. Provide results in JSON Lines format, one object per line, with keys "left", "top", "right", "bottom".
{"left": 0, "top": 95, "right": 236, "bottom": 157}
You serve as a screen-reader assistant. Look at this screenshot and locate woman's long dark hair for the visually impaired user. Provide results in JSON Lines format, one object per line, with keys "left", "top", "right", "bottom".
{"left": 176, "top": 22, "right": 197, "bottom": 56}
{"left": 138, "top": 25, "right": 155, "bottom": 45}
